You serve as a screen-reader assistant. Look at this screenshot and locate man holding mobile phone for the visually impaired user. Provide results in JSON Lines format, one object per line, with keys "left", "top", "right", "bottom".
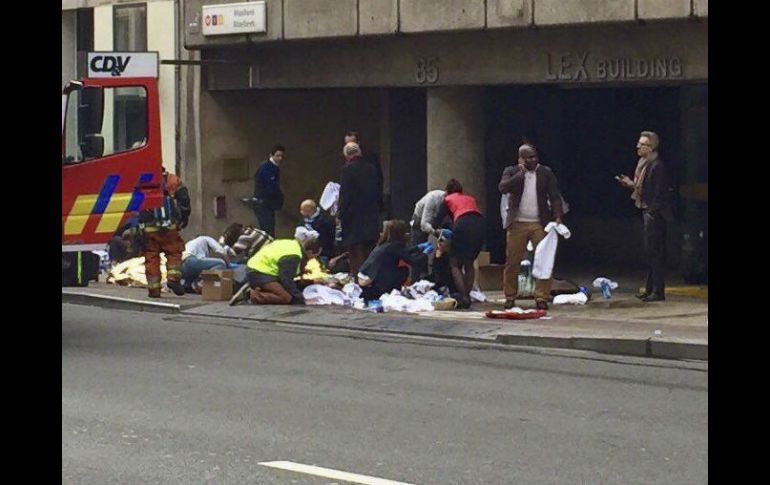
{"left": 616, "top": 131, "right": 674, "bottom": 302}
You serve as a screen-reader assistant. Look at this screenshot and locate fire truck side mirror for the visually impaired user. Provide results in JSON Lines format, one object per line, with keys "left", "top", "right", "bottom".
{"left": 77, "top": 86, "right": 104, "bottom": 139}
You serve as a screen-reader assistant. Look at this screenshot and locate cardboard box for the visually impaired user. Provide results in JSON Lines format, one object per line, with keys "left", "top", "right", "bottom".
{"left": 476, "top": 264, "right": 504, "bottom": 291}
{"left": 476, "top": 251, "right": 491, "bottom": 267}
{"left": 200, "top": 269, "right": 235, "bottom": 301}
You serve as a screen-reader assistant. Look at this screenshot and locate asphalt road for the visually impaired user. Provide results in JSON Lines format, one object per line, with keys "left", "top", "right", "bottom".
{"left": 62, "top": 304, "right": 708, "bottom": 484}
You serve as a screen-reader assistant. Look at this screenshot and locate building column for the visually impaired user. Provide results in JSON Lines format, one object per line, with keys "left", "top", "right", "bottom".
{"left": 147, "top": 0, "right": 177, "bottom": 175}
{"left": 426, "top": 86, "right": 486, "bottom": 214}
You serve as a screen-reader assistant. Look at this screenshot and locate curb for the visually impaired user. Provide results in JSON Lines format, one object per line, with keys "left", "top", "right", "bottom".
{"left": 495, "top": 334, "right": 708, "bottom": 360}
{"left": 187, "top": 309, "right": 498, "bottom": 345}
{"left": 638, "top": 286, "right": 708, "bottom": 300}
{"left": 62, "top": 291, "right": 181, "bottom": 314}
{"left": 63, "top": 292, "right": 707, "bottom": 361}
{"left": 650, "top": 339, "right": 708, "bottom": 360}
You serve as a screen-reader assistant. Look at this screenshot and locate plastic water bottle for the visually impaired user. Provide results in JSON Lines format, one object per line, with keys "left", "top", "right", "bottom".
{"left": 521, "top": 259, "right": 532, "bottom": 278}
{"left": 600, "top": 281, "right": 611, "bottom": 299}
{"left": 366, "top": 300, "right": 384, "bottom": 313}
{"left": 520, "top": 260, "right": 533, "bottom": 296}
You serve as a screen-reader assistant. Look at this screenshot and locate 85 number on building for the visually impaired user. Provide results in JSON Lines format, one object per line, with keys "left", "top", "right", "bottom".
{"left": 416, "top": 57, "right": 439, "bottom": 84}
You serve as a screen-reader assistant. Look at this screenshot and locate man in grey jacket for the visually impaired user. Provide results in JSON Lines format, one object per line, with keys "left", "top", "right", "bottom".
{"left": 498, "top": 144, "right": 564, "bottom": 310}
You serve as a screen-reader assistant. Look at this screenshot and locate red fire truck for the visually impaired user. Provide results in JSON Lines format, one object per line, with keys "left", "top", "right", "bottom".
{"left": 62, "top": 52, "right": 165, "bottom": 285}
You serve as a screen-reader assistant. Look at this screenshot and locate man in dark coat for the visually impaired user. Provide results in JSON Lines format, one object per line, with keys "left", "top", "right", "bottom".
{"left": 617, "top": 130, "right": 674, "bottom": 302}
{"left": 343, "top": 131, "right": 384, "bottom": 212}
{"left": 253, "top": 145, "right": 285, "bottom": 237}
{"left": 338, "top": 142, "right": 381, "bottom": 276}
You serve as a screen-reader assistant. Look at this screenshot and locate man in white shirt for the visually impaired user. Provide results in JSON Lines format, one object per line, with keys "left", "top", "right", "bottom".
{"left": 181, "top": 235, "right": 234, "bottom": 293}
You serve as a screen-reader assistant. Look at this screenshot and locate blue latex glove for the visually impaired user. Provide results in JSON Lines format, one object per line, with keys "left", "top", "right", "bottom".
{"left": 417, "top": 242, "right": 435, "bottom": 254}
{"left": 439, "top": 229, "right": 453, "bottom": 241}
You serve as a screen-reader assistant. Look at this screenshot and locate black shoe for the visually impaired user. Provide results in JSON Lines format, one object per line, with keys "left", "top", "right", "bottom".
{"left": 635, "top": 292, "right": 650, "bottom": 300}
{"left": 457, "top": 297, "right": 472, "bottom": 310}
{"left": 229, "top": 283, "right": 251, "bottom": 306}
{"left": 535, "top": 300, "right": 549, "bottom": 310}
{"left": 167, "top": 280, "right": 185, "bottom": 296}
{"left": 641, "top": 293, "right": 665, "bottom": 302}
{"left": 504, "top": 298, "right": 517, "bottom": 309}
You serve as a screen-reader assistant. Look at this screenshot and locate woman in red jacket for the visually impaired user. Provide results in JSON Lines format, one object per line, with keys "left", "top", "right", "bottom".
{"left": 434, "top": 179, "right": 486, "bottom": 309}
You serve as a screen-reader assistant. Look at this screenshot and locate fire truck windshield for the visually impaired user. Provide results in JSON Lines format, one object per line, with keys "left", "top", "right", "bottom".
{"left": 62, "top": 85, "right": 148, "bottom": 165}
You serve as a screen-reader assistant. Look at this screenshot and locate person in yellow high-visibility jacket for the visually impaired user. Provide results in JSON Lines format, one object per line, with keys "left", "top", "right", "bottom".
{"left": 230, "top": 237, "right": 322, "bottom": 305}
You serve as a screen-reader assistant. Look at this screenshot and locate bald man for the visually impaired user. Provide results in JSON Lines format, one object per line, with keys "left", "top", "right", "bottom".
{"left": 299, "top": 199, "right": 336, "bottom": 265}
{"left": 338, "top": 142, "right": 381, "bottom": 275}
{"left": 498, "top": 144, "right": 564, "bottom": 310}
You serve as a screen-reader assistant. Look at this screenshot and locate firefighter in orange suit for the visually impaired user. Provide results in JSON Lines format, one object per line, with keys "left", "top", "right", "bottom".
{"left": 139, "top": 170, "right": 192, "bottom": 298}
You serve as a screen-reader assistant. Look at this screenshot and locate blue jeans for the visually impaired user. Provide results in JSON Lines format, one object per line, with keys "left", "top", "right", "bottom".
{"left": 181, "top": 256, "right": 227, "bottom": 290}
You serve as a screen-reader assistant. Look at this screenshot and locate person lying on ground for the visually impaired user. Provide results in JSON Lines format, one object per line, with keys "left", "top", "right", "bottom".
{"left": 225, "top": 225, "right": 274, "bottom": 264}
{"left": 181, "top": 235, "right": 235, "bottom": 293}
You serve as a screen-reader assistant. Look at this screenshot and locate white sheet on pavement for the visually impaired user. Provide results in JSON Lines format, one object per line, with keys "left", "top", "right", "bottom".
{"left": 303, "top": 285, "right": 347, "bottom": 306}
{"left": 553, "top": 292, "right": 588, "bottom": 305}
{"left": 380, "top": 290, "right": 435, "bottom": 313}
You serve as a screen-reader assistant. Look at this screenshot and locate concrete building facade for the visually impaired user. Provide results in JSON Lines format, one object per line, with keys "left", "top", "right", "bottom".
{"left": 182, "top": 0, "right": 707, "bottom": 269}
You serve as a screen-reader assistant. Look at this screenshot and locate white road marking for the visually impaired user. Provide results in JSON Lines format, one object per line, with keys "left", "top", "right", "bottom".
{"left": 258, "top": 460, "right": 416, "bottom": 485}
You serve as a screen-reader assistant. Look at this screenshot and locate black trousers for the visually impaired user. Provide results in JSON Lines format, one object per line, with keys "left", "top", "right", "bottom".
{"left": 348, "top": 240, "right": 376, "bottom": 277}
{"left": 643, "top": 210, "right": 667, "bottom": 296}
{"left": 253, "top": 202, "right": 276, "bottom": 237}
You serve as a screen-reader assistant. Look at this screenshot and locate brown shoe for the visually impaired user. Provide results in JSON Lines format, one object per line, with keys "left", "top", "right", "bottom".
{"left": 148, "top": 288, "right": 161, "bottom": 298}
{"left": 535, "top": 300, "right": 549, "bottom": 310}
{"left": 504, "top": 298, "right": 517, "bottom": 309}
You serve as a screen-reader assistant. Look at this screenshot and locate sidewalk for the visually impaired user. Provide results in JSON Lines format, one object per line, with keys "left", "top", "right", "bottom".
{"left": 63, "top": 283, "right": 707, "bottom": 361}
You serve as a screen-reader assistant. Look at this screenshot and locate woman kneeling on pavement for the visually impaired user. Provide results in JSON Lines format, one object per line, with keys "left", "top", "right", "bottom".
{"left": 230, "top": 237, "right": 322, "bottom": 305}
{"left": 357, "top": 220, "right": 427, "bottom": 302}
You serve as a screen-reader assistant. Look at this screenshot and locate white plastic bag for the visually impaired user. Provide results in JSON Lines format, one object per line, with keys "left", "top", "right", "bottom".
{"left": 320, "top": 182, "right": 341, "bottom": 216}
{"left": 500, "top": 194, "right": 510, "bottom": 228}
{"left": 532, "top": 222, "right": 571, "bottom": 280}
{"left": 406, "top": 279, "right": 435, "bottom": 299}
{"left": 342, "top": 282, "right": 363, "bottom": 301}
{"left": 553, "top": 292, "right": 588, "bottom": 305}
